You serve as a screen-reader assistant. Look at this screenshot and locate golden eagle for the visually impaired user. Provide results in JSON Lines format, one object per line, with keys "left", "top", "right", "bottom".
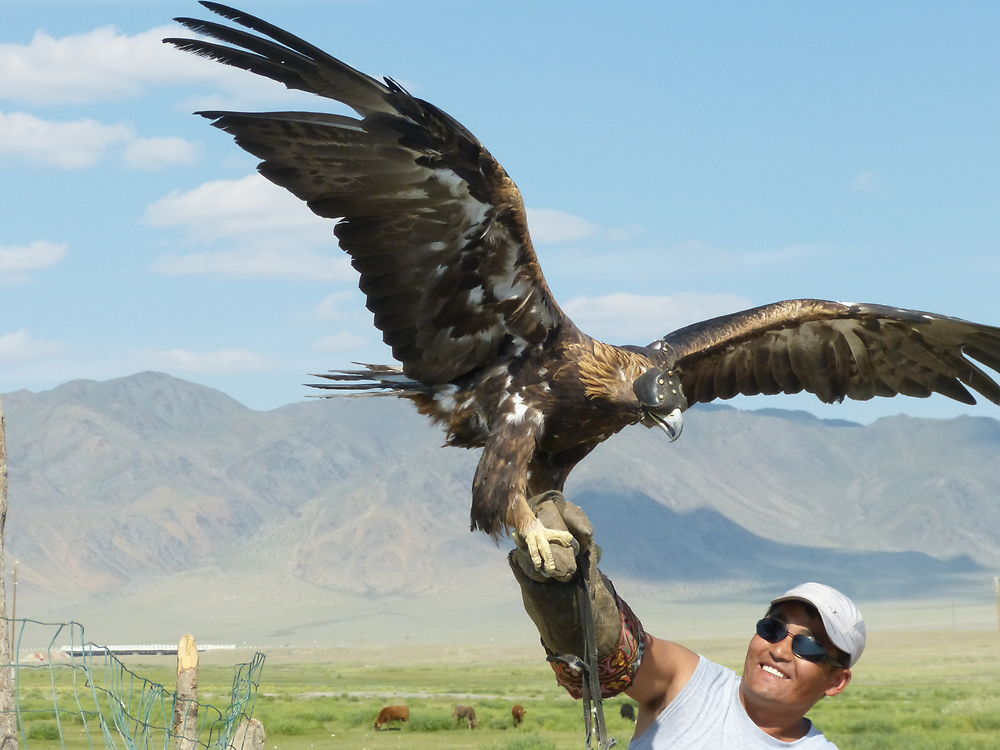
{"left": 166, "top": 3, "right": 1000, "bottom": 573}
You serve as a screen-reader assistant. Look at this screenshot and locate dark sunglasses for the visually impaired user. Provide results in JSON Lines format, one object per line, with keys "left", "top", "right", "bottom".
{"left": 755, "top": 617, "right": 848, "bottom": 667}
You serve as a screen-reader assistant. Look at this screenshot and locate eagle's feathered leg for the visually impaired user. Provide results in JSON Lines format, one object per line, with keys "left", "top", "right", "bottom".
{"left": 471, "top": 420, "right": 574, "bottom": 575}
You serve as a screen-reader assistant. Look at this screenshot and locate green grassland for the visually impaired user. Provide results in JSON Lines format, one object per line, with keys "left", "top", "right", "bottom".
{"left": 15, "top": 629, "right": 1000, "bottom": 749}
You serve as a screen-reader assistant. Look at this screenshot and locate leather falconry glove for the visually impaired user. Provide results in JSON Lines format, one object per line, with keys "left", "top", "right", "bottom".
{"left": 509, "top": 491, "right": 646, "bottom": 698}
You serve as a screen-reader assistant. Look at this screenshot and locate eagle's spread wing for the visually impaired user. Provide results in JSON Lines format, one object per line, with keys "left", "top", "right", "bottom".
{"left": 660, "top": 299, "right": 1000, "bottom": 407}
{"left": 165, "top": 2, "right": 566, "bottom": 384}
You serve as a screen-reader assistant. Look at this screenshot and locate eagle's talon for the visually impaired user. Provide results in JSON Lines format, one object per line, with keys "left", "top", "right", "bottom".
{"left": 522, "top": 519, "right": 576, "bottom": 576}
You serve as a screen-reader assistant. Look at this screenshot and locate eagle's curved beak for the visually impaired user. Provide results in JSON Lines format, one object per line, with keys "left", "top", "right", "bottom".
{"left": 649, "top": 407, "right": 684, "bottom": 442}
{"left": 634, "top": 366, "right": 686, "bottom": 442}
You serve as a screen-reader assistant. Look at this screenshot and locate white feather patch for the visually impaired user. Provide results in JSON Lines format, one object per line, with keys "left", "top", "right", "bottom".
{"left": 433, "top": 171, "right": 490, "bottom": 226}
{"left": 506, "top": 392, "right": 528, "bottom": 423}
{"left": 433, "top": 383, "right": 459, "bottom": 412}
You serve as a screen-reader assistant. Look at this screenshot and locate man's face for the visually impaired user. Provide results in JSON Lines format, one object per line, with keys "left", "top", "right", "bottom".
{"left": 740, "top": 602, "right": 852, "bottom": 718}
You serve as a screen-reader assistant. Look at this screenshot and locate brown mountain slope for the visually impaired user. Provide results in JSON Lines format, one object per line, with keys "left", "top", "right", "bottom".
{"left": 2, "top": 372, "right": 996, "bottom": 644}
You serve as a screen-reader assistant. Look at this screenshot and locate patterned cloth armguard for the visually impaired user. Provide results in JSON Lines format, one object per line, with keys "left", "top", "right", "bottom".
{"left": 545, "top": 592, "right": 646, "bottom": 699}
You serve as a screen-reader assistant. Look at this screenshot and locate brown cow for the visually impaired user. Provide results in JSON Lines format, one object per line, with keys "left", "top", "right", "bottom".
{"left": 453, "top": 704, "right": 478, "bottom": 729}
{"left": 511, "top": 704, "right": 526, "bottom": 726}
{"left": 373, "top": 705, "right": 409, "bottom": 730}
{"left": 620, "top": 702, "right": 636, "bottom": 722}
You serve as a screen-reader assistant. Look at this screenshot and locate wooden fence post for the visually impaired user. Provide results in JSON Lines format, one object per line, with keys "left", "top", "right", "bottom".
{"left": 173, "top": 634, "right": 199, "bottom": 750}
{"left": 229, "top": 718, "right": 266, "bottom": 750}
{"left": 0, "top": 399, "right": 18, "bottom": 750}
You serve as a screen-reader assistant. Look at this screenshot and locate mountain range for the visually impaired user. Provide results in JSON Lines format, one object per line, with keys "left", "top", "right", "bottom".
{"left": 2, "top": 372, "right": 997, "bottom": 646}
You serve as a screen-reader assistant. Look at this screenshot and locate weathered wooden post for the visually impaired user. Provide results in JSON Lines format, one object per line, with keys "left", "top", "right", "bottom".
{"left": 173, "top": 634, "right": 199, "bottom": 750}
{"left": 0, "top": 400, "right": 17, "bottom": 749}
{"left": 229, "top": 718, "right": 266, "bottom": 750}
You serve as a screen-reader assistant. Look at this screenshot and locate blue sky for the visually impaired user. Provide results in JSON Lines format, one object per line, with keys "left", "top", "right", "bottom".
{"left": 2, "top": 0, "right": 998, "bottom": 424}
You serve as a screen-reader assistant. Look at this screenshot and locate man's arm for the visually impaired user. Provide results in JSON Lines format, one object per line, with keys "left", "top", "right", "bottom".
{"left": 626, "top": 635, "right": 700, "bottom": 736}
{"left": 509, "top": 492, "right": 700, "bottom": 720}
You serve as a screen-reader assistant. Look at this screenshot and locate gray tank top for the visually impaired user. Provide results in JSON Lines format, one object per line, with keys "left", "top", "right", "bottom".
{"left": 628, "top": 655, "right": 840, "bottom": 749}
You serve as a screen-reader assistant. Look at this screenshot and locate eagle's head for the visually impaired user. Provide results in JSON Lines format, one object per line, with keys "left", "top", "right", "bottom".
{"left": 633, "top": 366, "right": 687, "bottom": 441}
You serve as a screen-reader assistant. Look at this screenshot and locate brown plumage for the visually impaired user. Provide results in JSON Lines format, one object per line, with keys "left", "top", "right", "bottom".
{"left": 166, "top": 4, "right": 1000, "bottom": 573}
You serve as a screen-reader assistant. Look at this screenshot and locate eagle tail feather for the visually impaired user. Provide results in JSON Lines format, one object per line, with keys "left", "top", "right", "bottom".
{"left": 309, "top": 365, "right": 426, "bottom": 396}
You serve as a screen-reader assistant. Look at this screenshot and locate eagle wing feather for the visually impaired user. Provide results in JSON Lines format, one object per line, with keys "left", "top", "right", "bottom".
{"left": 661, "top": 299, "right": 1000, "bottom": 407}
{"left": 165, "top": 3, "right": 566, "bottom": 385}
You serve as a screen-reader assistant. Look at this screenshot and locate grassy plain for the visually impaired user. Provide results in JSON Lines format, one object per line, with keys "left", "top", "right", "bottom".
{"left": 16, "top": 629, "right": 1000, "bottom": 749}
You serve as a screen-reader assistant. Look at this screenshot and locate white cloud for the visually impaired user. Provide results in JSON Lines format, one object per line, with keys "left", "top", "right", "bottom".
{"left": 145, "top": 174, "right": 336, "bottom": 243}
{"left": 0, "top": 111, "right": 131, "bottom": 168}
{"left": 314, "top": 291, "right": 363, "bottom": 320}
{"left": 528, "top": 208, "right": 600, "bottom": 244}
{"left": 0, "top": 25, "right": 232, "bottom": 106}
{"left": 123, "top": 136, "right": 200, "bottom": 170}
{"left": 0, "top": 23, "right": 309, "bottom": 110}
{"left": 852, "top": 169, "right": 883, "bottom": 195}
{"left": 0, "top": 240, "right": 67, "bottom": 273}
{"left": 537, "top": 240, "right": 817, "bottom": 290}
{"left": 153, "top": 247, "right": 351, "bottom": 281}
{"left": 0, "top": 240, "right": 68, "bottom": 283}
{"left": 0, "top": 330, "right": 61, "bottom": 361}
{"left": 562, "top": 291, "right": 754, "bottom": 343}
{"left": 146, "top": 175, "right": 353, "bottom": 280}
{"left": 142, "top": 348, "right": 269, "bottom": 373}
{"left": 0, "top": 111, "right": 200, "bottom": 170}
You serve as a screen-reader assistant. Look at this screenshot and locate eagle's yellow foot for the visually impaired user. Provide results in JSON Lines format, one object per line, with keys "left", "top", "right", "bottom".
{"left": 520, "top": 516, "right": 577, "bottom": 576}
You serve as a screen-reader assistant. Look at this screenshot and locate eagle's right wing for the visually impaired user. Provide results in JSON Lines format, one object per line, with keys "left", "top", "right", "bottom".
{"left": 657, "top": 299, "right": 1000, "bottom": 407}
{"left": 165, "top": 2, "right": 569, "bottom": 385}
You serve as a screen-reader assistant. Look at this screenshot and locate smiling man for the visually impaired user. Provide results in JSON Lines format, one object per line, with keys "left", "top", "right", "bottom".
{"left": 510, "top": 495, "right": 866, "bottom": 748}
{"left": 626, "top": 582, "right": 864, "bottom": 748}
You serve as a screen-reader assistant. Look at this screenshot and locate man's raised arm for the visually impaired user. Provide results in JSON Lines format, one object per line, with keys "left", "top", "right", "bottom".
{"left": 508, "top": 492, "right": 699, "bottom": 730}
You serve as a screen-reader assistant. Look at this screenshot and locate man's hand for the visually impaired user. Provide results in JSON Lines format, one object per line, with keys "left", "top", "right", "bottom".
{"left": 509, "top": 491, "right": 619, "bottom": 658}
{"left": 511, "top": 490, "right": 595, "bottom": 582}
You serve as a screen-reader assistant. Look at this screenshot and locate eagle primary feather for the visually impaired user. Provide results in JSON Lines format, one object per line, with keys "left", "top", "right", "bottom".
{"left": 166, "top": 3, "right": 1000, "bottom": 573}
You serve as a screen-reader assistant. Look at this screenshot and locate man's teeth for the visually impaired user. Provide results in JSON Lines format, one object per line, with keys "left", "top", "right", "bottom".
{"left": 761, "top": 664, "right": 787, "bottom": 679}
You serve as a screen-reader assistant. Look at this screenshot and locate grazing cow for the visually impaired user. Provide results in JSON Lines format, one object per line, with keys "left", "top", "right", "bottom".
{"left": 620, "top": 703, "right": 636, "bottom": 722}
{"left": 373, "top": 705, "right": 409, "bottom": 730}
{"left": 453, "top": 704, "right": 478, "bottom": 729}
{"left": 512, "top": 704, "right": 526, "bottom": 726}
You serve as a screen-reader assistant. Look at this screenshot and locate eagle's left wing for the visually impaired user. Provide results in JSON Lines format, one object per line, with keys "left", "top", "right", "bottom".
{"left": 165, "top": 3, "right": 568, "bottom": 385}
{"left": 657, "top": 299, "right": 1000, "bottom": 406}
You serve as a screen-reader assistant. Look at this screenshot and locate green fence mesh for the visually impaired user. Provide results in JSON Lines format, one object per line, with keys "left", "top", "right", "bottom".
{"left": 2, "top": 618, "right": 265, "bottom": 750}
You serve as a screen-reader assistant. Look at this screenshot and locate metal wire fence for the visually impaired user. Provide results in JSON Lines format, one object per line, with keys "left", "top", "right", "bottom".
{"left": 2, "top": 618, "right": 264, "bottom": 750}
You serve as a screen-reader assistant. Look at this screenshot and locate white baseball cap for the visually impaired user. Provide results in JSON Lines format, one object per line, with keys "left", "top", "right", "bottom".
{"left": 770, "top": 582, "right": 867, "bottom": 668}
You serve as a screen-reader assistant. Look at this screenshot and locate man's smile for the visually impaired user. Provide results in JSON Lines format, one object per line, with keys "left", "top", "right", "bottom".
{"left": 760, "top": 663, "right": 789, "bottom": 679}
